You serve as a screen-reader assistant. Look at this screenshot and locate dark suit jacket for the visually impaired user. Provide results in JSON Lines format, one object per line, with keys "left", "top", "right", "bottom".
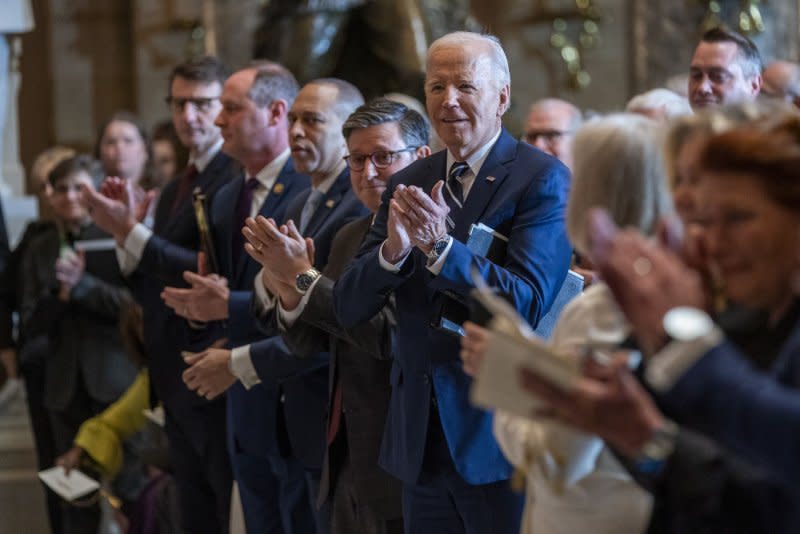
{"left": 655, "top": 318, "right": 800, "bottom": 488}
{"left": 206, "top": 158, "right": 308, "bottom": 459}
{"left": 131, "top": 151, "right": 237, "bottom": 447}
{"left": 19, "top": 223, "right": 137, "bottom": 411}
{"left": 251, "top": 167, "right": 370, "bottom": 470}
{"left": 280, "top": 214, "right": 401, "bottom": 517}
{"left": 334, "top": 130, "right": 572, "bottom": 485}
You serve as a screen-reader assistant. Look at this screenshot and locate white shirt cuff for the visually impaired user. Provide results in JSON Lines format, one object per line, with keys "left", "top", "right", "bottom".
{"left": 253, "top": 268, "right": 278, "bottom": 313}
{"left": 378, "top": 240, "right": 410, "bottom": 273}
{"left": 276, "top": 277, "right": 321, "bottom": 329}
{"left": 645, "top": 327, "right": 724, "bottom": 392}
{"left": 229, "top": 344, "right": 261, "bottom": 389}
{"left": 115, "top": 246, "right": 138, "bottom": 276}
{"left": 425, "top": 236, "right": 454, "bottom": 275}
{"left": 118, "top": 223, "right": 153, "bottom": 274}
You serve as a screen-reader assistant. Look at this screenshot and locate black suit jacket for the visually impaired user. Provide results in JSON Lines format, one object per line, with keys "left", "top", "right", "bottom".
{"left": 280, "top": 214, "right": 401, "bottom": 517}
{"left": 131, "top": 151, "right": 238, "bottom": 446}
{"left": 20, "top": 223, "right": 137, "bottom": 411}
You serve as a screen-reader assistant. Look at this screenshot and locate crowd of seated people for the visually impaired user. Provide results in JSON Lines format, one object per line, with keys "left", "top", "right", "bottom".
{"left": 0, "top": 22, "right": 799, "bottom": 534}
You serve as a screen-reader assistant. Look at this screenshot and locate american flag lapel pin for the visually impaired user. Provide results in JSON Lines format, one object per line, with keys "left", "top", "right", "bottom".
{"left": 486, "top": 175, "right": 496, "bottom": 182}
{"left": 325, "top": 199, "right": 336, "bottom": 208}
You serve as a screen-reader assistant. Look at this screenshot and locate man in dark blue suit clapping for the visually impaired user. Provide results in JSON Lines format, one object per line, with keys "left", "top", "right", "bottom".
{"left": 333, "top": 31, "right": 572, "bottom": 534}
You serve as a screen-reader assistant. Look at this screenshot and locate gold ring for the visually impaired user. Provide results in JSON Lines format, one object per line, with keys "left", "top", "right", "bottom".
{"left": 633, "top": 256, "right": 652, "bottom": 277}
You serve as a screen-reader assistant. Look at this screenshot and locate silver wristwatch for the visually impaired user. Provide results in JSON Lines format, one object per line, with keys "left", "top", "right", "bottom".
{"left": 294, "top": 268, "right": 321, "bottom": 295}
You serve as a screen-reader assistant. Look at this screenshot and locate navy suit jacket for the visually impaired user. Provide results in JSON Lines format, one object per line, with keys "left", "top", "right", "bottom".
{"left": 656, "top": 318, "right": 800, "bottom": 487}
{"left": 206, "top": 158, "right": 308, "bottom": 458}
{"left": 334, "top": 130, "right": 572, "bottom": 485}
{"left": 251, "top": 167, "right": 369, "bottom": 470}
{"left": 132, "top": 151, "right": 238, "bottom": 446}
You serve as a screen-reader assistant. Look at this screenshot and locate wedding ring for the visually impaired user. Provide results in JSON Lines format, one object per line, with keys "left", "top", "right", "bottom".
{"left": 255, "top": 243, "right": 264, "bottom": 253}
{"left": 633, "top": 256, "right": 652, "bottom": 277}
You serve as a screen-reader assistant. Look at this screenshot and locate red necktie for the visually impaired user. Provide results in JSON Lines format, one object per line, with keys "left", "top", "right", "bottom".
{"left": 326, "top": 374, "right": 343, "bottom": 445}
{"left": 170, "top": 164, "right": 198, "bottom": 215}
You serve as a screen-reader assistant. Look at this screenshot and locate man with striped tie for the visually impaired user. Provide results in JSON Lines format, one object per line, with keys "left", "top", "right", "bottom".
{"left": 333, "top": 31, "right": 573, "bottom": 534}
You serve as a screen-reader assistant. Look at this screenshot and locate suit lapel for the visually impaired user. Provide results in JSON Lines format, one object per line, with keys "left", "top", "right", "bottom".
{"left": 451, "top": 130, "right": 516, "bottom": 242}
{"left": 305, "top": 169, "right": 349, "bottom": 238}
{"left": 161, "top": 151, "right": 233, "bottom": 237}
{"left": 232, "top": 161, "right": 296, "bottom": 282}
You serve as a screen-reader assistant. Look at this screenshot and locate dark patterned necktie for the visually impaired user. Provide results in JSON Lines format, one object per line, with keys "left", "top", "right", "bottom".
{"left": 233, "top": 177, "right": 260, "bottom": 265}
{"left": 446, "top": 161, "right": 469, "bottom": 209}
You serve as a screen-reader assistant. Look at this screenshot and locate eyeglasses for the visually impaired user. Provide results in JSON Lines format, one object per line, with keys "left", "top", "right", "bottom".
{"left": 523, "top": 129, "right": 572, "bottom": 145}
{"left": 165, "top": 96, "right": 220, "bottom": 113}
{"left": 344, "top": 147, "right": 419, "bottom": 171}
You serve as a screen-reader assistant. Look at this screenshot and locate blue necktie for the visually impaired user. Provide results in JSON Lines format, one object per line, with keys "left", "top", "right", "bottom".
{"left": 446, "top": 161, "right": 469, "bottom": 208}
{"left": 299, "top": 189, "right": 325, "bottom": 234}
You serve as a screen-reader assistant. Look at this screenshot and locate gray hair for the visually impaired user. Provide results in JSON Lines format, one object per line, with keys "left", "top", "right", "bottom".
{"left": 427, "top": 31, "right": 511, "bottom": 89}
{"left": 567, "top": 113, "right": 673, "bottom": 257}
{"left": 247, "top": 62, "right": 299, "bottom": 109}
{"left": 342, "top": 97, "right": 430, "bottom": 148}
{"left": 626, "top": 89, "right": 692, "bottom": 119}
{"left": 529, "top": 98, "right": 583, "bottom": 131}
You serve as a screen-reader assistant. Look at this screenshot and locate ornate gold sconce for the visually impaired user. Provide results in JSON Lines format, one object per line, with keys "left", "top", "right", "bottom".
{"left": 699, "top": 0, "right": 766, "bottom": 34}
{"left": 513, "top": 0, "right": 603, "bottom": 90}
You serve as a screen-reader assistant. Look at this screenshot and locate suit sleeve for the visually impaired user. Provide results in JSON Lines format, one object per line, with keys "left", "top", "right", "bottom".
{"left": 70, "top": 271, "right": 133, "bottom": 321}
{"left": 333, "top": 185, "right": 415, "bottom": 328}
{"left": 655, "top": 340, "right": 800, "bottom": 485}
{"left": 249, "top": 335, "right": 329, "bottom": 388}
{"left": 134, "top": 233, "right": 198, "bottom": 287}
{"left": 638, "top": 427, "right": 795, "bottom": 533}
{"left": 283, "top": 275, "right": 395, "bottom": 360}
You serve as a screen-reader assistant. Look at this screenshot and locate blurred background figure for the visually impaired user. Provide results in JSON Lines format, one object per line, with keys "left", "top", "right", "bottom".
{"left": 761, "top": 60, "right": 800, "bottom": 107}
{"left": 94, "top": 111, "right": 152, "bottom": 189}
{"left": 150, "top": 119, "right": 189, "bottom": 189}
{"left": 521, "top": 98, "right": 581, "bottom": 171}
{"left": 626, "top": 88, "right": 692, "bottom": 121}
{"left": 19, "top": 155, "right": 141, "bottom": 534}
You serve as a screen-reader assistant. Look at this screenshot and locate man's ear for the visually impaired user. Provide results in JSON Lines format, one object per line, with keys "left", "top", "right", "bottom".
{"left": 750, "top": 74, "right": 763, "bottom": 97}
{"left": 268, "top": 99, "right": 289, "bottom": 126}
{"left": 416, "top": 145, "right": 432, "bottom": 159}
{"left": 498, "top": 84, "right": 511, "bottom": 117}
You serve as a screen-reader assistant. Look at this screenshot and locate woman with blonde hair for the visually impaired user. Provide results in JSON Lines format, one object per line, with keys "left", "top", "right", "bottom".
{"left": 462, "top": 113, "right": 672, "bottom": 533}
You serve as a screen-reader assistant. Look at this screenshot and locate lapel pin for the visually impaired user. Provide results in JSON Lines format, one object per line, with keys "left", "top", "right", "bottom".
{"left": 486, "top": 175, "right": 496, "bottom": 182}
{"left": 325, "top": 199, "right": 336, "bottom": 208}
{"left": 273, "top": 183, "right": 284, "bottom": 194}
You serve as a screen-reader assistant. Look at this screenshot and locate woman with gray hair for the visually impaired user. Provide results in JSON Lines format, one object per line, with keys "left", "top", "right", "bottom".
{"left": 461, "top": 113, "right": 672, "bottom": 533}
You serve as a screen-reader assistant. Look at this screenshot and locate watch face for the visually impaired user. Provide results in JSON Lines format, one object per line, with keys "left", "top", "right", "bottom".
{"left": 434, "top": 237, "right": 449, "bottom": 255}
{"left": 663, "top": 307, "right": 714, "bottom": 341}
{"left": 297, "top": 274, "right": 314, "bottom": 292}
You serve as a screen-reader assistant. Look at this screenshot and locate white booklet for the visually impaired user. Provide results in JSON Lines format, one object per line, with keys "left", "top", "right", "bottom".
{"left": 38, "top": 466, "right": 100, "bottom": 502}
{"left": 468, "top": 270, "right": 581, "bottom": 418}
{"left": 142, "top": 405, "right": 165, "bottom": 427}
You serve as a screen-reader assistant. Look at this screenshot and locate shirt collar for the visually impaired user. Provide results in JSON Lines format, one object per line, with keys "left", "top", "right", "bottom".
{"left": 248, "top": 148, "right": 290, "bottom": 191}
{"left": 446, "top": 128, "right": 502, "bottom": 178}
{"left": 314, "top": 159, "right": 346, "bottom": 195}
{"left": 191, "top": 138, "right": 224, "bottom": 172}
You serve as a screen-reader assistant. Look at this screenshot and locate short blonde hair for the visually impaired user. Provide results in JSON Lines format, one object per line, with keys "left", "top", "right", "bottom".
{"left": 567, "top": 113, "right": 673, "bottom": 257}
{"left": 30, "top": 146, "right": 76, "bottom": 190}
